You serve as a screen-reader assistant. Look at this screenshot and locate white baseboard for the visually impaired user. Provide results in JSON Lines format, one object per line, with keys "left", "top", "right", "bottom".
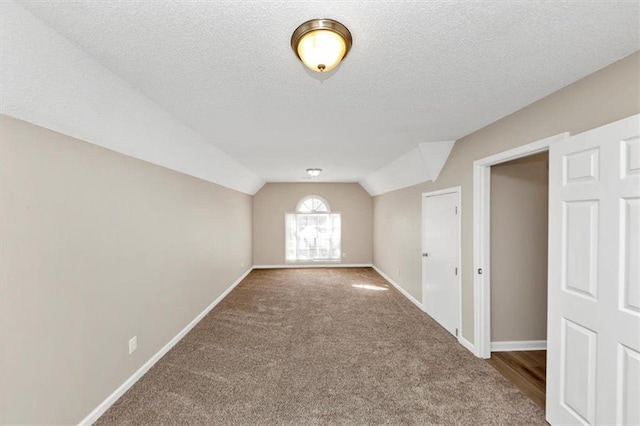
{"left": 371, "top": 266, "right": 478, "bottom": 356}
{"left": 78, "top": 267, "right": 253, "bottom": 426}
{"left": 253, "top": 263, "right": 373, "bottom": 269}
{"left": 371, "top": 265, "right": 423, "bottom": 310}
{"left": 458, "top": 336, "right": 476, "bottom": 355}
{"left": 491, "top": 340, "right": 547, "bottom": 352}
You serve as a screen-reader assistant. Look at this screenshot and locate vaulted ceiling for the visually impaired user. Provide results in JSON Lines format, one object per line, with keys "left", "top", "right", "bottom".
{"left": 3, "top": 1, "right": 639, "bottom": 194}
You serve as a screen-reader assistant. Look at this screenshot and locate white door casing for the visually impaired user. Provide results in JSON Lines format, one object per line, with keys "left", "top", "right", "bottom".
{"left": 473, "top": 132, "right": 569, "bottom": 358}
{"left": 422, "top": 187, "right": 461, "bottom": 338}
{"left": 547, "top": 114, "right": 640, "bottom": 425}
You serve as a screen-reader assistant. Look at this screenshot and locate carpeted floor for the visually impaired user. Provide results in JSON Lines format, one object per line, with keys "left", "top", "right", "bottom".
{"left": 96, "top": 268, "right": 546, "bottom": 425}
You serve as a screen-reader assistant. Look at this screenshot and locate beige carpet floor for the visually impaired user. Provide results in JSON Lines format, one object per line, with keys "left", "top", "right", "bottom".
{"left": 96, "top": 268, "right": 546, "bottom": 425}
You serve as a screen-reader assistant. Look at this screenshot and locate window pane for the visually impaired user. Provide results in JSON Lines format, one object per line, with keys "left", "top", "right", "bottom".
{"left": 285, "top": 212, "right": 341, "bottom": 262}
{"left": 285, "top": 214, "right": 297, "bottom": 261}
{"left": 299, "top": 199, "right": 313, "bottom": 213}
{"left": 330, "top": 214, "right": 341, "bottom": 259}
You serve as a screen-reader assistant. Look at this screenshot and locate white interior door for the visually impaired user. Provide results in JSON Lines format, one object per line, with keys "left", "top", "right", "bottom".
{"left": 422, "top": 189, "right": 461, "bottom": 337}
{"left": 547, "top": 114, "right": 640, "bottom": 425}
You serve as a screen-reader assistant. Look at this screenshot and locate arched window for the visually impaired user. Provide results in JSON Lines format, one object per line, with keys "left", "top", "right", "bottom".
{"left": 296, "top": 195, "right": 330, "bottom": 213}
{"left": 285, "top": 195, "right": 341, "bottom": 262}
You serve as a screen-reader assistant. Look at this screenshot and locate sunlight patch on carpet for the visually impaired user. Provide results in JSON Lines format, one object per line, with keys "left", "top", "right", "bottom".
{"left": 351, "top": 283, "right": 389, "bottom": 291}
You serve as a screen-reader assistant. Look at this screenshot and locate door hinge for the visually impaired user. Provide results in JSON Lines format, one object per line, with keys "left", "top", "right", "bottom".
{"left": 478, "top": 268, "right": 483, "bottom": 275}
{"left": 455, "top": 328, "right": 459, "bottom": 337}
{"left": 455, "top": 267, "right": 458, "bottom": 276}
{"left": 455, "top": 206, "right": 458, "bottom": 215}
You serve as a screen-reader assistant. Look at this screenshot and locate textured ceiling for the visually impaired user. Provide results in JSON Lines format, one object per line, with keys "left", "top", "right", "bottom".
{"left": 17, "top": 0, "right": 640, "bottom": 184}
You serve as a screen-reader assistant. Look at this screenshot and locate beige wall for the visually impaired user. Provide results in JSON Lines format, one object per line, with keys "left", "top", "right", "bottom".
{"left": 490, "top": 153, "right": 548, "bottom": 342}
{"left": 253, "top": 183, "right": 372, "bottom": 265}
{"left": 0, "top": 116, "right": 253, "bottom": 424}
{"left": 373, "top": 51, "right": 640, "bottom": 343}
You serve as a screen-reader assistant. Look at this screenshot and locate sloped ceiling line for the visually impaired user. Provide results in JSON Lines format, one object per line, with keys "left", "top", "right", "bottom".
{"left": 0, "top": 1, "right": 265, "bottom": 195}
{"left": 359, "top": 141, "right": 456, "bottom": 196}
{"left": 419, "top": 140, "right": 456, "bottom": 182}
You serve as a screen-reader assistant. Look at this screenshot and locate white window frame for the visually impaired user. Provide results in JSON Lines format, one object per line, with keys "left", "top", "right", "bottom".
{"left": 285, "top": 195, "right": 342, "bottom": 263}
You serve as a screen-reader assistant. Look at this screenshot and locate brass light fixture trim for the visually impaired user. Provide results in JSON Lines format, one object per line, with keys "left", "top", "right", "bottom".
{"left": 291, "top": 19, "right": 352, "bottom": 72}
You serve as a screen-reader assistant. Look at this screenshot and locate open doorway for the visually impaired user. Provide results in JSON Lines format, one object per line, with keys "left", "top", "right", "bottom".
{"left": 485, "top": 152, "right": 549, "bottom": 409}
{"left": 472, "top": 133, "right": 568, "bottom": 360}
{"left": 473, "top": 133, "right": 569, "bottom": 410}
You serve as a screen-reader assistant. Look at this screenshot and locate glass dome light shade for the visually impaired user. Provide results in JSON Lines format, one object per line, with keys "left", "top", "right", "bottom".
{"left": 291, "top": 19, "right": 352, "bottom": 73}
{"left": 297, "top": 29, "right": 347, "bottom": 72}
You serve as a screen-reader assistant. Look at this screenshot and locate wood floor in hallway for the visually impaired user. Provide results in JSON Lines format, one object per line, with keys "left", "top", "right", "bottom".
{"left": 487, "top": 350, "right": 547, "bottom": 410}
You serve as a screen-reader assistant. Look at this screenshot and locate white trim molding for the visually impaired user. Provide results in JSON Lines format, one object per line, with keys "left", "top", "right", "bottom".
{"left": 373, "top": 264, "right": 477, "bottom": 356}
{"left": 253, "top": 263, "right": 373, "bottom": 269}
{"left": 491, "top": 340, "right": 547, "bottom": 352}
{"left": 78, "top": 267, "right": 253, "bottom": 426}
{"left": 459, "top": 336, "right": 476, "bottom": 355}
{"left": 371, "top": 265, "right": 423, "bottom": 311}
{"left": 472, "top": 132, "right": 569, "bottom": 359}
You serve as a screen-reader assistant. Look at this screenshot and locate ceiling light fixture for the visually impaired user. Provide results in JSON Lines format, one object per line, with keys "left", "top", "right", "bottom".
{"left": 306, "top": 168, "right": 322, "bottom": 177}
{"left": 291, "top": 19, "right": 352, "bottom": 73}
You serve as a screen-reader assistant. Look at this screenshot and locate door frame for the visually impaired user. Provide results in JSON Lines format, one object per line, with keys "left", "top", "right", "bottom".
{"left": 422, "top": 186, "right": 462, "bottom": 341}
{"left": 472, "top": 133, "right": 569, "bottom": 358}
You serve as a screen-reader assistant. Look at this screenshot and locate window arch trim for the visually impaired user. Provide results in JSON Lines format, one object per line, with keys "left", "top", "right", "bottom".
{"left": 296, "top": 195, "right": 331, "bottom": 213}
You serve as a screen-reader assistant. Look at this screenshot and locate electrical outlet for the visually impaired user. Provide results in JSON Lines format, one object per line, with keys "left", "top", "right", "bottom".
{"left": 129, "top": 336, "right": 137, "bottom": 355}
